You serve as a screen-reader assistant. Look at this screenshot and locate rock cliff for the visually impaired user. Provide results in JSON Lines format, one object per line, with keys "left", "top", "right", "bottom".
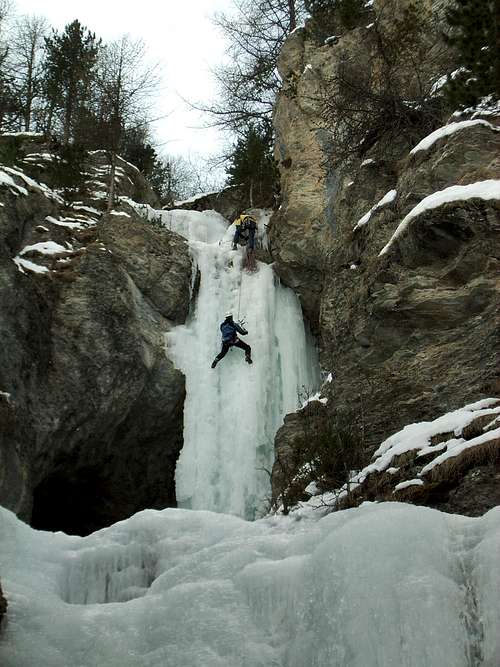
{"left": 0, "top": 579, "right": 6, "bottom": 629}
{"left": 270, "top": 3, "right": 500, "bottom": 514}
{"left": 0, "top": 137, "right": 192, "bottom": 535}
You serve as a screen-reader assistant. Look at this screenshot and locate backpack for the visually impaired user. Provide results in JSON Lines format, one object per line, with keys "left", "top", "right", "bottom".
{"left": 243, "top": 216, "right": 257, "bottom": 231}
{"left": 220, "top": 321, "right": 236, "bottom": 342}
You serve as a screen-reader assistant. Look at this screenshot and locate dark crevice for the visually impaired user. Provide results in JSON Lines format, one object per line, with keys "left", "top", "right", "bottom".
{"left": 31, "top": 465, "right": 115, "bottom": 536}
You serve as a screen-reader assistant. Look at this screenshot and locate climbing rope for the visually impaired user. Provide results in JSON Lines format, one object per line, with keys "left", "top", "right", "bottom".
{"left": 237, "top": 265, "right": 243, "bottom": 320}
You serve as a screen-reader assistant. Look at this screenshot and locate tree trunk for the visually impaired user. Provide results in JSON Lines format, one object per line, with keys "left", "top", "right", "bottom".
{"left": 288, "top": 0, "right": 297, "bottom": 32}
{"left": 107, "top": 151, "right": 117, "bottom": 212}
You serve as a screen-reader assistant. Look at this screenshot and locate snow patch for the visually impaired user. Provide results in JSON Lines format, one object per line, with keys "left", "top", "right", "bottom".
{"left": 410, "top": 119, "right": 500, "bottom": 155}
{"left": 13, "top": 256, "right": 49, "bottom": 274}
{"left": 393, "top": 479, "right": 424, "bottom": 493}
{"left": 20, "top": 241, "right": 70, "bottom": 256}
{"left": 379, "top": 180, "right": 500, "bottom": 255}
{"left": 353, "top": 189, "right": 397, "bottom": 231}
{"left": 45, "top": 216, "right": 84, "bottom": 230}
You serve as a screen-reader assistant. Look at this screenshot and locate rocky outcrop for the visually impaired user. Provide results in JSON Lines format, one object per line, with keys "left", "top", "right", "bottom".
{"left": 320, "top": 122, "right": 500, "bottom": 450}
{"left": 270, "top": 4, "right": 500, "bottom": 515}
{"left": 0, "top": 146, "right": 192, "bottom": 535}
{"left": 164, "top": 184, "right": 249, "bottom": 222}
{"left": 269, "top": 27, "right": 335, "bottom": 330}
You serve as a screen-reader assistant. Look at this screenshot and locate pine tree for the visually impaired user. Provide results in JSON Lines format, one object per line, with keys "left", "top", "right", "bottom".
{"left": 43, "top": 20, "right": 100, "bottom": 143}
{"left": 444, "top": 0, "right": 500, "bottom": 108}
{"left": 226, "top": 124, "right": 277, "bottom": 207}
{"left": 305, "top": 0, "right": 366, "bottom": 38}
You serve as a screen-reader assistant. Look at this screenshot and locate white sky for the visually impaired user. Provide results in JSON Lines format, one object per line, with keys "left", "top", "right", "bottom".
{"left": 13, "top": 0, "right": 234, "bottom": 160}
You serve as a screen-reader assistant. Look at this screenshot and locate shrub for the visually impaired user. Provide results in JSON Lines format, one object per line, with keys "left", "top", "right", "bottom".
{"left": 47, "top": 142, "right": 88, "bottom": 199}
{"left": 319, "top": 0, "right": 448, "bottom": 164}
{"left": 273, "top": 404, "right": 365, "bottom": 514}
{"left": 0, "top": 136, "right": 21, "bottom": 166}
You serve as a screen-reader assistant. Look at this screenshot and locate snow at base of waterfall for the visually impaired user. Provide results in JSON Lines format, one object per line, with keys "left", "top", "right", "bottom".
{"left": 1, "top": 502, "right": 499, "bottom": 667}
{"left": 162, "top": 208, "right": 319, "bottom": 519}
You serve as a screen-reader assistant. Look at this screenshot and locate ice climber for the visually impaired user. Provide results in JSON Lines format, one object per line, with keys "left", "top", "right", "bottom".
{"left": 211, "top": 313, "right": 252, "bottom": 368}
{"left": 232, "top": 213, "right": 257, "bottom": 251}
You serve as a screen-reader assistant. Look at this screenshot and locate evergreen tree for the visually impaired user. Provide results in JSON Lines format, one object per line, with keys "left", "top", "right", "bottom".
{"left": 226, "top": 124, "right": 277, "bottom": 207}
{"left": 305, "top": 0, "right": 366, "bottom": 39}
{"left": 444, "top": 0, "right": 500, "bottom": 108}
{"left": 0, "top": 0, "right": 20, "bottom": 131}
{"left": 43, "top": 20, "right": 100, "bottom": 143}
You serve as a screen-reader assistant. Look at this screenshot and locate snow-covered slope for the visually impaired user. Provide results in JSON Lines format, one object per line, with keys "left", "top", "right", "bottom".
{"left": 162, "top": 209, "right": 319, "bottom": 519}
{"left": 1, "top": 502, "right": 499, "bottom": 666}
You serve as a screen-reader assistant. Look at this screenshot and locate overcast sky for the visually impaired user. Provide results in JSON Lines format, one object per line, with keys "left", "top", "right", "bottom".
{"left": 13, "top": 0, "right": 234, "bottom": 160}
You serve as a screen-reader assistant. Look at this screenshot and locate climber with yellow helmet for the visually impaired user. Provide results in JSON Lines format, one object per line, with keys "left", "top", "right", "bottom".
{"left": 231, "top": 213, "right": 257, "bottom": 251}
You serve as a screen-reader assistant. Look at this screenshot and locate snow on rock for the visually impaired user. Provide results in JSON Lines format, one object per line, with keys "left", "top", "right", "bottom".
{"left": 430, "top": 68, "right": 466, "bottom": 96}
{"left": 288, "top": 399, "right": 500, "bottom": 518}
{"left": 410, "top": 119, "right": 500, "bottom": 155}
{"left": 393, "top": 479, "right": 424, "bottom": 493}
{"left": 70, "top": 203, "right": 102, "bottom": 217}
{"left": 379, "top": 180, "right": 500, "bottom": 256}
{"left": 20, "top": 241, "right": 71, "bottom": 256}
{"left": 368, "top": 398, "right": 500, "bottom": 473}
{"left": 110, "top": 210, "right": 131, "bottom": 218}
{"left": 360, "top": 158, "right": 375, "bottom": 167}
{"left": 353, "top": 189, "right": 397, "bottom": 231}
{"left": 0, "top": 169, "right": 28, "bottom": 196}
{"left": 301, "top": 391, "right": 328, "bottom": 408}
{"left": 2, "top": 166, "right": 64, "bottom": 203}
{"left": 173, "top": 190, "right": 219, "bottom": 208}
{"left": 163, "top": 208, "right": 319, "bottom": 520}
{"left": 45, "top": 216, "right": 85, "bottom": 230}
{"left": 1, "top": 502, "right": 499, "bottom": 666}
{"left": 420, "top": 426, "right": 500, "bottom": 477}
{"left": 13, "top": 256, "right": 49, "bottom": 274}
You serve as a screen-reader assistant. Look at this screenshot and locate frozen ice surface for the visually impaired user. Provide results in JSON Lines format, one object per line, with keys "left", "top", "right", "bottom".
{"left": 163, "top": 209, "right": 319, "bottom": 519}
{"left": 1, "top": 502, "right": 500, "bottom": 666}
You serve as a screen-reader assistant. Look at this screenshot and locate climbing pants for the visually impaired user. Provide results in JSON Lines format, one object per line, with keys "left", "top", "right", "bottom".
{"left": 215, "top": 338, "right": 251, "bottom": 362}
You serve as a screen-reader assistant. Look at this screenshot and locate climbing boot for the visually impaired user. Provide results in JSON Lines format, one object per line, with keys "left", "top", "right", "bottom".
{"left": 245, "top": 354, "right": 253, "bottom": 364}
{"left": 211, "top": 359, "right": 218, "bottom": 369}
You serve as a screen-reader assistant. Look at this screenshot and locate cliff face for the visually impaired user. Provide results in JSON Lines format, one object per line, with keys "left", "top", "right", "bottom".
{"left": 0, "top": 138, "right": 192, "bottom": 535}
{"left": 270, "top": 4, "right": 500, "bottom": 513}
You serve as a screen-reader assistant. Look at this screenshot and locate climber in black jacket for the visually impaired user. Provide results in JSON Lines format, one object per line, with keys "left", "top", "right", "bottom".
{"left": 211, "top": 313, "right": 252, "bottom": 368}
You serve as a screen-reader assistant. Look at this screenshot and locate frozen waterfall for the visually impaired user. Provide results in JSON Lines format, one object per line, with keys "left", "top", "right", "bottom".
{"left": 2, "top": 207, "right": 499, "bottom": 667}
{"left": 162, "top": 208, "right": 319, "bottom": 519}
